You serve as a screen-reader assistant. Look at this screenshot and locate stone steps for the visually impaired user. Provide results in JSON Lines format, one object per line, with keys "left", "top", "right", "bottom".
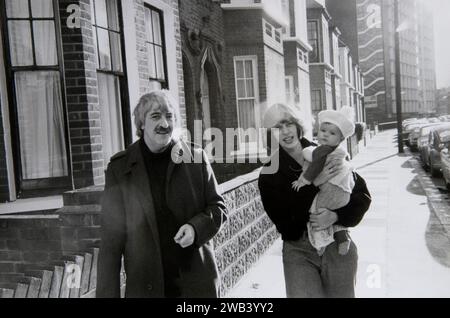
{"left": 0, "top": 248, "right": 99, "bottom": 298}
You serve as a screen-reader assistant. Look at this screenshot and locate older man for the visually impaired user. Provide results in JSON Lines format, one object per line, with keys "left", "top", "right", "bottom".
{"left": 97, "top": 90, "right": 227, "bottom": 298}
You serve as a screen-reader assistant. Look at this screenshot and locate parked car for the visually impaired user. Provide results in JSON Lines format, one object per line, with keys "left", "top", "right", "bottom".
{"left": 427, "top": 117, "right": 441, "bottom": 123}
{"left": 403, "top": 120, "right": 428, "bottom": 146}
{"left": 427, "top": 126, "right": 450, "bottom": 177}
{"left": 420, "top": 123, "right": 450, "bottom": 170}
{"left": 439, "top": 115, "right": 450, "bottom": 122}
{"left": 402, "top": 118, "right": 418, "bottom": 128}
{"left": 440, "top": 144, "right": 450, "bottom": 189}
{"left": 411, "top": 123, "right": 446, "bottom": 152}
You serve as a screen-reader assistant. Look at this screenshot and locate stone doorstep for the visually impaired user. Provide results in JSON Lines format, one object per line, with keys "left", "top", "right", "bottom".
{"left": 409, "top": 156, "right": 450, "bottom": 238}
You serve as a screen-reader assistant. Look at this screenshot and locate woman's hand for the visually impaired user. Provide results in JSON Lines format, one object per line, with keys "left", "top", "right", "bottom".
{"left": 310, "top": 208, "right": 338, "bottom": 230}
{"left": 313, "top": 159, "right": 344, "bottom": 186}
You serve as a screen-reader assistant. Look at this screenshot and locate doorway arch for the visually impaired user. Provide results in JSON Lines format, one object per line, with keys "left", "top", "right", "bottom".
{"left": 200, "top": 47, "right": 222, "bottom": 143}
{"left": 182, "top": 53, "right": 197, "bottom": 139}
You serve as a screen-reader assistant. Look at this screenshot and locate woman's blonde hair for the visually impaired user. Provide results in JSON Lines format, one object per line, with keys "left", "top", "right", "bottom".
{"left": 263, "top": 103, "right": 306, "bottom": 138}
{"left": 133, "top": 90, "right": 182, "bottom": 139}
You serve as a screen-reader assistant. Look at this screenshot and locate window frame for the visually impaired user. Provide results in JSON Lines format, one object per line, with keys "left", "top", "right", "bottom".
{"left": 91, "top": 0, "right": 132, "bottom": 154}
{"left": 144, "top": 3, "right": 169, "bottom": 89}
{"left": 0, "top": 0, "right": 72, "bottom": 197}
{"left": 285, "top": 75, "right": 295, "bottom": 104}
{"left": 297, "top": 48, "right": 303, "bottom": 62}
{"left": 265, "top": 22, "right": 273, "bottom": 37}
{"left": 322, "top": 19, "right": 330, "bottom": 65}
{"left": 307, "top": 20, "right": 320, "bottom": 63}
{"left": 311, "top": 89, "right": 323, "bottom": 111}
{"left": 233, "top": 55, "right": 260, "bottom": 149}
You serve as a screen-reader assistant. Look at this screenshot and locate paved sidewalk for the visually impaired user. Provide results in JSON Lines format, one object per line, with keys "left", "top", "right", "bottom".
{"left": 227, "top": 130, "right": 450, "bottom": 298}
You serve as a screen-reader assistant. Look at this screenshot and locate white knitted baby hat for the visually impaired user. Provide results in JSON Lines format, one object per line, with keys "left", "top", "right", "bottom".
{"left": 318, "top": 106, "right": 356, "bottom": 139}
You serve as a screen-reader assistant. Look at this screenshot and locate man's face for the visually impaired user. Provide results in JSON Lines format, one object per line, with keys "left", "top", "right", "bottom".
{"left": 142, "top": 100, "right": 175, "bottom": 153}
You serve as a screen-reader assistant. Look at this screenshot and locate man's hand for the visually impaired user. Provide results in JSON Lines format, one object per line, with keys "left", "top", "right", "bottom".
{"left": 174, "top": 224, "right": 196, "bottom": 248}
{"left": 309, "top": 208, "right": 338, "bottom": 230}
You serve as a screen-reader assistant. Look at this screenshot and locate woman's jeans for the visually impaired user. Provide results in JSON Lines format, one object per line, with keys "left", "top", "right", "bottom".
{"left": 282, "top": 231, "right": 358, "bottom": 298}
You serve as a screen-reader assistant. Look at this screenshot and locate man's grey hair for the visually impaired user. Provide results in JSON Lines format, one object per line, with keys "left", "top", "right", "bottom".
{"left": 133, "top": 90, "right": 182, "bottom": 138}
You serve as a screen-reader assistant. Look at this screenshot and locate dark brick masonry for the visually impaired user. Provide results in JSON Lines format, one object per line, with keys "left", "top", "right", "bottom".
{"left": 0, "top": 175, "right": 277, "bottom": 298}
{"left": 59, "top": 0, "right": 104, "bottom": 188}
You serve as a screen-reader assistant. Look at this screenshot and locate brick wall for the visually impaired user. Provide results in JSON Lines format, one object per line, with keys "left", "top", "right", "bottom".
{"left": 214, "top": 176, "right": 279, "bottom": 296}
{"left": 179, "top": 0, "right": 226, "bottom": 133}
{"left": 0, "top": 187, "right": 102, "bottom": 297}
{"left": 0, "top": 203, "right": 101, "bottom": 272}
{"left": 59, "top": 0, "right": 104, "bottom": 188}
{"left": 180, "top": 0, "right": 224, "bottom": 45}
{"left": 172, "top": 0, "right": 185, "bottom": 129}
{"left": 134, "top": 0, "right": 155, "bottom": 97}
{"left": 0, "top": 170, "right": 276, "bottom": 298}
{"left": 134, "top": 0, "right": 185, "bottom": 125}
{"left": 0, "top": 215, "right": 99, "bottom": 299}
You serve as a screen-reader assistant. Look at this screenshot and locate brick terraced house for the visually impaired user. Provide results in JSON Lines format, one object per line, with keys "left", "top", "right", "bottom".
{"left": 0, "top": 0, "right": 365, "bottom": 297}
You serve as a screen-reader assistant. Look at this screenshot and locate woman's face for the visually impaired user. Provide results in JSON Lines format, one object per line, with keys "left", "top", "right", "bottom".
{"left": 272, "top": 118, "right": 301, "bottom": 150}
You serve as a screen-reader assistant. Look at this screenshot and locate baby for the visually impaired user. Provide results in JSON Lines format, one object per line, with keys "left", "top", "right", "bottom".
{"left": 292, "top": 106, "right": 355, "bottom": 255}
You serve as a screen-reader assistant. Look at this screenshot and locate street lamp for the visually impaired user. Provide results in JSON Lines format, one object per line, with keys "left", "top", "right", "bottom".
{"left": 394, "top": 0, "right": 404, "bottom": 153}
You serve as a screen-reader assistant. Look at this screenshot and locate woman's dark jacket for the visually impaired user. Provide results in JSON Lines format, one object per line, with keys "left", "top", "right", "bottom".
{"left": 258, "top": 138, "right": 371, "bottom": 241}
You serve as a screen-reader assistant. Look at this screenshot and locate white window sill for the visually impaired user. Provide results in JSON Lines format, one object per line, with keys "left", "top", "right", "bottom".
{"left": 0, "top": 195, "right": 63, "bottom": 215}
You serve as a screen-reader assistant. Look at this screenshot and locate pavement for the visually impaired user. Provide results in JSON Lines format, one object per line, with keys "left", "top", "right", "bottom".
{"left": 227, "top": 129, "right": 450, "bottom": 298}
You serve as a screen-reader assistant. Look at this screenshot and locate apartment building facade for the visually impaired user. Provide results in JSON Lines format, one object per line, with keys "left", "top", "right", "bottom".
{"left": 436, "top": 88, "right": 450, "bottom": 116}
{"left": 355, "top": 0, "right": 437, "bottom": 125}
{"left": 417, "top": 0, "right": 437, "bottom": 115}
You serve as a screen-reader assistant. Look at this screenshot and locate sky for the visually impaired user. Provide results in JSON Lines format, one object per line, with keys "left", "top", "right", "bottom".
{"left": 428, "top": 0, "right": 450, "bottom": 88}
